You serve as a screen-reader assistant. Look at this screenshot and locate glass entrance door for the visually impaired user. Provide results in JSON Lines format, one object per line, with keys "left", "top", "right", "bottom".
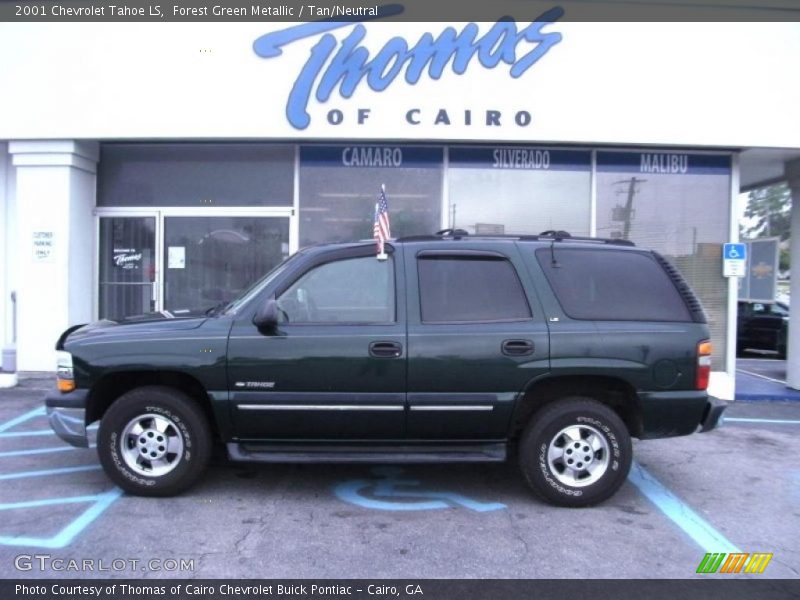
{"left": 163, "top": 216, "right": 290, "bottom": 312}
{"left": 98, "top": 216, "right": 157, "bottom": 320}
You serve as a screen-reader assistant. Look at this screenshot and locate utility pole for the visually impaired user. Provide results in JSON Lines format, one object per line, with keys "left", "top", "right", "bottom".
{"left": 613, "top": 177, "right": 646, "bottom": 240}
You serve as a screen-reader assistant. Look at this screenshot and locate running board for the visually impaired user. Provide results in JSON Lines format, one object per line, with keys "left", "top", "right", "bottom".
{"left": 227, "top": 442, "right": 507, "bottom": 464}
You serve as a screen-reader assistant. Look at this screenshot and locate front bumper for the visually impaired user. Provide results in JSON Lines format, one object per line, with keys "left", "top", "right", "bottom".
{"left": 45, "top": 389, "right": 89, "bottom": 447}
{"left": 699, "top": 396, "right": 727, "bottom": 433}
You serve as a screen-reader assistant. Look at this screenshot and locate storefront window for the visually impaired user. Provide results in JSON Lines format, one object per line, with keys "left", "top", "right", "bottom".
{"left": 163, "top": 217, "right": 290, "bottom": 311}
{"left": 298, "top": 145, "right": 442, "bottom": 247}
{"left": 447, "top": 147, "right": 592, "bottom": 236}
{"left": 98, "top": 144, "right": 294, "bottom": 206}
{"left": 595, "top": 152, "right": 732, "bottom": 369}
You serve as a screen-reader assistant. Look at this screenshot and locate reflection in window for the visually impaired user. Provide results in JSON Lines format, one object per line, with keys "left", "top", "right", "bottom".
{"left": 163, "top": 217, "right": 290, "bottom": 311}
{"left": 595, "top": 152, "right": 732, "bottom": 369}
{"left": 447, "top": 148, "right": 592, "bottom": 236}
{"left": 299, "top": 146, "right": 442, "bottom": 247}
{"left": 278, "top": 256, "right": 395, "bottom": 324}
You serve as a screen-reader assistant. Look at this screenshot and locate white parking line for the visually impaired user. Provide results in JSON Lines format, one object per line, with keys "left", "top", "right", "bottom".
{"left": 736, "top": 368, "right": 787, "bottom": 385}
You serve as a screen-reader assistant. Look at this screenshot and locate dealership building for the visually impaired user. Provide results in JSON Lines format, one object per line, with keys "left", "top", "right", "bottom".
{"left": 0, "top": 18, "right": 799, "bottom": 396}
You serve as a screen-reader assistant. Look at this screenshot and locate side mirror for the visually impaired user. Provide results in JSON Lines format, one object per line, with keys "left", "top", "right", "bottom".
{"left": 253, "top": 296, "right": 279, "bottom": 331}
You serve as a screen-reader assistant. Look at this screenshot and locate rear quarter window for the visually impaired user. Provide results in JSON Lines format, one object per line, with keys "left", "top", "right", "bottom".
{"left": 535, "top": 247, "right": 692, "bottom": 322}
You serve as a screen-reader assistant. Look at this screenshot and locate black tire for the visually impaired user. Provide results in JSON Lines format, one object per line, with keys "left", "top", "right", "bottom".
{"left": 97, "top": 386, "right": 212, "bottom": 497}
{"left": 519, "top": 397, "right": 632, "bottom": 508}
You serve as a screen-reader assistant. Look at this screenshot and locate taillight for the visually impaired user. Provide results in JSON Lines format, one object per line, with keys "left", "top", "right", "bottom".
{"left": 696, "top": 341, "right": 712, "bottom": 390}
{"left": 56, "top": 351, "right": 75, "bottom": 393}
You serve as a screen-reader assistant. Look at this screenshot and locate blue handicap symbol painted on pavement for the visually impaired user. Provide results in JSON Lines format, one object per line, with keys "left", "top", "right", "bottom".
{"left": 0, "top": 406, "right": 121, "bottom": 548}
{"left": 723, "top": 243, "right": 746, "bottom": 261}
{"left": 334, "top": 467, "right": 505, "bottom": 512}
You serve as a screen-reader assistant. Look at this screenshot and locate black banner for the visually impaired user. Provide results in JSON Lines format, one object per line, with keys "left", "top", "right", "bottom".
{"left": 4, "top": 579, "right": 800, "bottom": 600}
{"left": 1, "top": 0, "right": 800, "bottom": 22}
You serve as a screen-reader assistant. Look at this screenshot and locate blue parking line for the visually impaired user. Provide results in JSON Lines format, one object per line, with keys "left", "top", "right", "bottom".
{"left": 0, "top": 430, "right": 54, "bottom": 438}
{"left": 0, "top": 494, "right": 108, "bottom": 511}
{"left": 0, "top": 465, "right": 103, "bottom": 481}
{"left": 0, "top": 407, "right": 45, "bottom": 433}
{"left": 0, "top": 488, "right": 123, "bottom": 549}
{"left": 0, "top": 446, "right": 79, "bottom": 458}
{"left": 724, "top": 417, "right": 800, "bottom": 425}
{"left": 628, "top": 461, "right": 741, "bottom": 554}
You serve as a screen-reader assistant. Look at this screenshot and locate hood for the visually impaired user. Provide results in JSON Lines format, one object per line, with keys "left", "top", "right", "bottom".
{"left": 58, "top": 310, "right": 210, "bottom": 348}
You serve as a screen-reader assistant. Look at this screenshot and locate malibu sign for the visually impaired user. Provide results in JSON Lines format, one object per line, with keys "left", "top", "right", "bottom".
{"left": 253, "top": 7, "right": 564, "bottom": 130}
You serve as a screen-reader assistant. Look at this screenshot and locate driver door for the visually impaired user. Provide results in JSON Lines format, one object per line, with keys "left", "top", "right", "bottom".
{"left": 227, "top": 246, "right": 407, "bottom": 440}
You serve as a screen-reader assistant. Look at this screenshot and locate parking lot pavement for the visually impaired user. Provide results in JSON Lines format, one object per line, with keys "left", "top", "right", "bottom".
{"left": 737, "top": 357, "right": 788, "bottom": 383}
{"left": 0, "top": 378, "right": 798, "bottom": 579}
{"left": 736, "top": 358, "right": 800, "bottom": 402}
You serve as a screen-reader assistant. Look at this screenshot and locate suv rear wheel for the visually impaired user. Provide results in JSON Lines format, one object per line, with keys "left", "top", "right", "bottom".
{"left": 519, "top": 397, "right": 632, "bottom": 507}
{"left": 98, "top": 386, "right": 212, "bottom": 496}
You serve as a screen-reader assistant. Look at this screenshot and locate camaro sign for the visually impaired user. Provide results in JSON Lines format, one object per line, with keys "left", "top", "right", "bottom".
{"left": 252, "top": 8, "right": 564, "bottom": 130}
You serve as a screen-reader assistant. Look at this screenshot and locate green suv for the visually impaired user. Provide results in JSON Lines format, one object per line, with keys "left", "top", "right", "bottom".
{"left": 46, "top": 231, "right": 725, "bottom": 507}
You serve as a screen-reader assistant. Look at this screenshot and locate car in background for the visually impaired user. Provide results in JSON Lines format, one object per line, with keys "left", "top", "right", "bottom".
{"left": 737, "top": 300, "right": 789, "bottom": 357}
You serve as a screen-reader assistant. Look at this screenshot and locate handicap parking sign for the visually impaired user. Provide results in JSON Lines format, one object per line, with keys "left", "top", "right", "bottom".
{"left": 723, "top": 243, "right": 746, "bottom": 261}
{"left": 723, "top": 243, "right": 747, "bottom": 278}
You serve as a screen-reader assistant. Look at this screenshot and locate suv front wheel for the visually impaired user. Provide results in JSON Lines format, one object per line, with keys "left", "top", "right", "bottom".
{"left": 519, "top": 397, "right": 632, "bottom": 507}
{"left": 97, "top": 386, "right": 212, "bottom": 496}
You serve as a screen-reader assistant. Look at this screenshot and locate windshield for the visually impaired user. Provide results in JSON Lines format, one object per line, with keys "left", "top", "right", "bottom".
{"left": 222, "top": 251, "right": 304, "bottom": 315}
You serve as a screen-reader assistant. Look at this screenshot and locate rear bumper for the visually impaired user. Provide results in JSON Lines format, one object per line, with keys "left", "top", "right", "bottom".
{"left": 45, "top": 389, "right": 89, "bottom": 448}
{"left": 638, "top": 390, "right": 726, "bottom": 439}
{"left": 699, "top": 396, "right": 727, "bottom": 433}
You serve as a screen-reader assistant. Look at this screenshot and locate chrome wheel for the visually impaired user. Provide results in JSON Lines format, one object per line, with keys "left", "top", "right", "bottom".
{"left": 120, "top": 413, "right": 184, "bottom": 477}
{"left": 546, "top": 423, "right": 610, "bottom": 487}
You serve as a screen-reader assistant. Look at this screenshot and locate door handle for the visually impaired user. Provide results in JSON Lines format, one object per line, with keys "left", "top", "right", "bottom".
{"left": 502, "top": 339, "right": 534, "bottom": 356}
{"left": 369, "top": 341, "right": 403, "bottom": 358}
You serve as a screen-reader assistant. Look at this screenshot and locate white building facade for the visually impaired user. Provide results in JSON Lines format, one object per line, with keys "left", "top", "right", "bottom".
{"left": 1, "top": 20, "right": 799, "bottom": 397}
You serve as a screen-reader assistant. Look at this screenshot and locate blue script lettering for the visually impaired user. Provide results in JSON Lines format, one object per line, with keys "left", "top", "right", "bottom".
{"left": 253, "top": 8, "right": 564, "bottom": 130}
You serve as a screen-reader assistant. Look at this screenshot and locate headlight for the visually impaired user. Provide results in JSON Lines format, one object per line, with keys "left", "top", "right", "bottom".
{"left": 56, "top": 351, "right": 75, "bottom": 392}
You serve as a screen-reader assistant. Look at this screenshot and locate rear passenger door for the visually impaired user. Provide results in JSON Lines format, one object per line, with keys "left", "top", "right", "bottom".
{"left": 404, "top": 244, "right": 550, "bottom": 440}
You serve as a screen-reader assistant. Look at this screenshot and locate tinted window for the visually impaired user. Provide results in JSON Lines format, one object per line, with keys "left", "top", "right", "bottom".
{"left": 418, "top": 256, "right": 531, "bottom": 323}
{"left": 536, "top": 248, "right": 691, "bottom": 322}
{"left": 278, "top": 256, "right": 394, "bottom": 324}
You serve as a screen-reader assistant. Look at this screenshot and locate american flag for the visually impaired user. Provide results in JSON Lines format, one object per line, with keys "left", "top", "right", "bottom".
{"left": 373, "top": 185, "right": 391, "bottom": 256}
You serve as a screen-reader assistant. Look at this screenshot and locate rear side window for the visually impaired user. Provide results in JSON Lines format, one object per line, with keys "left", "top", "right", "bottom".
{"left": 535, "top": 248, "right": 691, "bottom": 322}
{"left": 418, "top": 256, "right": 531, "bottom": 323}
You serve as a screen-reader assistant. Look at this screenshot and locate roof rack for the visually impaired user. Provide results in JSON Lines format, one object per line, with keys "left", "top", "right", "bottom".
{"left": 396, "top": 229, "right": 635, "bottom": 247}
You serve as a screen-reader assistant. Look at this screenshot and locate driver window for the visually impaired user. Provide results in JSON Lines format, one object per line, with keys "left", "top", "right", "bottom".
{"left": 277, "top": 256, "right": 395, "bottom": 324}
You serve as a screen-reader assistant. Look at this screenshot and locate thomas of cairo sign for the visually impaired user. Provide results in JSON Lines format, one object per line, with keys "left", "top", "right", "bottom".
{"left": 253, "top": 8, "right": 564, "bottom": 130}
